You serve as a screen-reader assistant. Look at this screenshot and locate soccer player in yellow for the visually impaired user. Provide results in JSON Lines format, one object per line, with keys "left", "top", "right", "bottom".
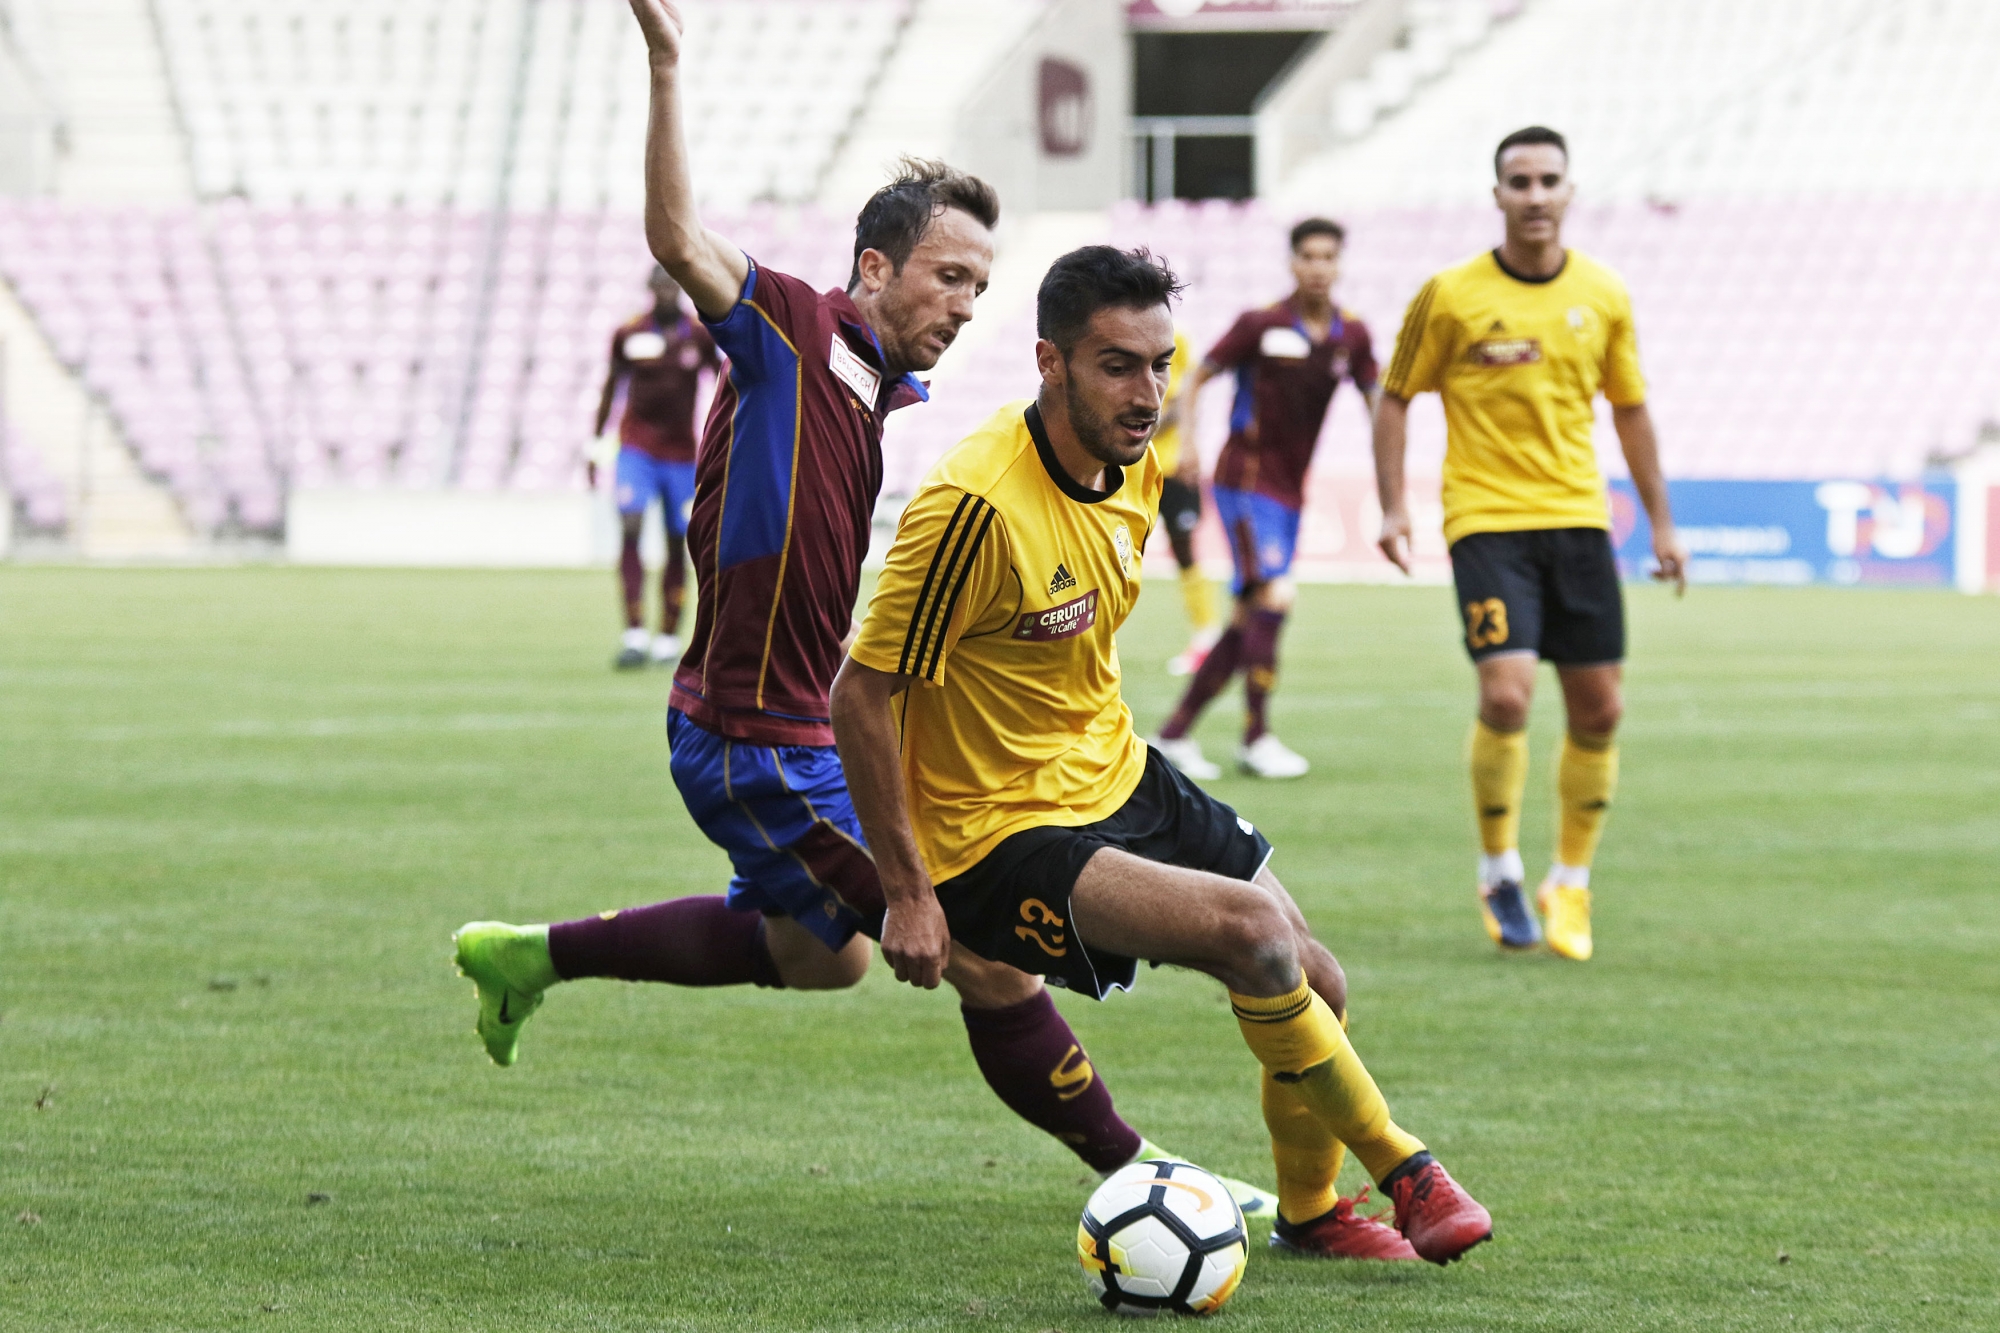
{"left": 1152, "top": 329, "right": 1222, "bottom": 675}
{"left": 832, "top": 245, "right": 1493, "bottom": 1264}
{"left": 1373, "top": 126, "right": 1688, "bottom": 960}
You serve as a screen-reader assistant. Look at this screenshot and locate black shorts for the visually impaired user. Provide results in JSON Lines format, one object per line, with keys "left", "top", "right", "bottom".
{"left": 1158, "top": 475, "right": 1202, "bottom": 540}
{"left": 1448, "top": 527, "right": 1625, "bottom": 665}
{"left": 933, "top": 746, "right": 1273, "bottom": 1000}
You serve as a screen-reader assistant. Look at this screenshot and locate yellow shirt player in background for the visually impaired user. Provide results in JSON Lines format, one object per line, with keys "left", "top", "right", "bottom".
{"left": 1151, "top": 329, "right": 1222, "bottom": 675}
{"left": 833, "top": 244, "right": 1495, "bottom": 1263}
{"left": 1373, "top": 126, "right": 1688, "bottom": 962}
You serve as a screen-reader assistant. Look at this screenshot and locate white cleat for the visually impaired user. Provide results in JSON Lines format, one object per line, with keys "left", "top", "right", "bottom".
{"left": 1151, "top": 735, "right": 1222, "bottom": 781}
{"left": 649, "top": 632, "right": 682, "bottom": 664}
{"left": 1237, "top": 734, "right": 1310, "bottom": 779}
{"left": 615, "top": 626, "right": 650, "bottom": 671}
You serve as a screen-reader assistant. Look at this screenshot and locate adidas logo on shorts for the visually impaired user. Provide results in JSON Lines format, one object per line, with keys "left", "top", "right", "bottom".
{"left": 1049, "top": 563, "right": 1076, "bottom": 594}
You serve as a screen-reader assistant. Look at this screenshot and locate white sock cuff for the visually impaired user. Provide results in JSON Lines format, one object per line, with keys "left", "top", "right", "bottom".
{"left": 1551, "top": 862, "right": 1591, "bottom": 888}
{"left": 1479, "top": 850, "right": 1525, "bottom": 886}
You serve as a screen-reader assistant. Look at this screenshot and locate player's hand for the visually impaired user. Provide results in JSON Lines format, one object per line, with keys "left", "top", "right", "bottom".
{"left": 880, "top": 891, "right": 951, "bottom": 990}
{"left": 1652, "top": 524, "right": 1689, "bottom": 597}
{"left": 1377, "top": 505, "right": 1414, "bottom": 575}
{"left": 626, "top": 0, "right": 685, "bottom": 64}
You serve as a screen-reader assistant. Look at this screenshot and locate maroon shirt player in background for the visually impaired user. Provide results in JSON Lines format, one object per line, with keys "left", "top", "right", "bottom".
{"left": 589, "top": 265, "right": 720, "bottom": 669}
{"left": 1153, "top": 218, "right": 1381, "bottom": 781}
{"left": 449, "top": 0, "right": 1280, "bottom": 1212}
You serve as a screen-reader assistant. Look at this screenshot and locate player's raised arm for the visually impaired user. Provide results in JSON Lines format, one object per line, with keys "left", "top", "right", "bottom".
{"left": 627, "top": 0, "right": 748, "bottom": 320}
{"left": 828, "top": 658, "right": 950, "bottom": 988}
{"left": 1372, "top": 392, "right": 1414, "bottom": 574}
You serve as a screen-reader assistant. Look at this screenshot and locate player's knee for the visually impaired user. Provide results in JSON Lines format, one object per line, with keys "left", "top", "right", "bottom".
{"left": 1478, "top": 682, "right": 1532, "bottom": 732}
{"left": 770, "top": 929, "right": 871, "bottom": 991}
{"left": 944, "top": 950, "right": 1042, "bottom": 1009}
{"left": 1299, "top": 932, "right": 1347, "bottom": 1015}
{"left": 1570, "top": 692, "right": 1622, "bottom": 737}
{"left": 1254, "top": 577, "right": 1295, "bottom": 613}
{"left": 1215, "top": 893, "right": 1300, "bottom": 994}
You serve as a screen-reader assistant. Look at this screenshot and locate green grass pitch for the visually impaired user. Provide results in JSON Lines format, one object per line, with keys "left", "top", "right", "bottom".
{"left": 2, "top": 567, "right": 1995, "bottom": 1331}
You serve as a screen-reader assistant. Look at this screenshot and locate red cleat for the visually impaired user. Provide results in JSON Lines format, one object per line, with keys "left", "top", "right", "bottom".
{"left": 1386, "top": 1157, "right": 1492, "bottom": 1265}
{"left": 1267, "top": 1188, "right": 1420, "bottom": 1260}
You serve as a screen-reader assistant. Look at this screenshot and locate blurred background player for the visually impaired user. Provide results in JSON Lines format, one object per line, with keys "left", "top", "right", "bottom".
{"left": 1152, "top": 328, "right": 1222, "bottom": 676}
{"left": 455, "top": 0, "right": 1273, "bottom": 1217}
{"left": 1151, "top": 219, "right": 1378, "bottom": 780}
{"left": 590, "top": 264, "right": 720, "bottom": 670}
{"left": 1374, "top": 126, "right": 1688, "bottom": 960}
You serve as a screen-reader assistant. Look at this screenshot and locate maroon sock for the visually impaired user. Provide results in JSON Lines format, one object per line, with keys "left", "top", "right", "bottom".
{"left": 618, "top": 535, "right": 645, "bottom": 629}
{"left": 660, "top": 536, "right": 687, "bottom": 635}
{"left": 1159, "top": 625, "right": 1244, "bottom": 740}
{"left": 1241, "top": 608, "right": 1286, "bottom": 744}
{"left": 547, "top": 896, "right": 784, "bottom": 988}
{"left": 961, "top": 991, "right": 1141, "bottom": 1173}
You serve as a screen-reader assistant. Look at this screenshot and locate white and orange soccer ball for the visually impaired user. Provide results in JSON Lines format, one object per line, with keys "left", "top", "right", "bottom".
{"left": 1077, "top": 1160, "right": 1248, "bottom": 1317}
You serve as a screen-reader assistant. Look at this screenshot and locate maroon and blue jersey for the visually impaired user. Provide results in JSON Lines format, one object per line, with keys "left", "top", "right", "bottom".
{"left": 609, "top": 310, "right": 719, "bottom": 462}
{"left": 670, "top": 262, "right": 928, "bottom": 747}
{"left": 1208, "top": 297, "right": 1377, "bottom": 511}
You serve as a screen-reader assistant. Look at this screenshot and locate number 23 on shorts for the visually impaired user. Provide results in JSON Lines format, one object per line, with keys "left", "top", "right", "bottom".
{"left": 1464, "top": 597, "right": 1509, "bottom": 649}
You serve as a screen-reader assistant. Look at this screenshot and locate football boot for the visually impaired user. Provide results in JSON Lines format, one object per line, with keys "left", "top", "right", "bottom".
{"left": 452, "top": 921, "right": 559, "bottom": 1067}
{"left": 1538, "top": 879, "right": 1594, "bottom": 960}
{"left": 1384, "top": 1154, "right": 1492, "bottom": 1265}
{"left": 1479, "top": 879, "right": 1541, "bottom": 950}
{"left": 1267, "top": 1189, "right": 1419, "bottom": 1260}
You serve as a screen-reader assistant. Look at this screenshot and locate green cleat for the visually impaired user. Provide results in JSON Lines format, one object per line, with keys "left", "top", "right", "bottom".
{"left": 1132, "top": 1138, "right": 1280, "bottom": 1223}
{"left": 451, "top": 921, "right": 559, "bottom": 1067}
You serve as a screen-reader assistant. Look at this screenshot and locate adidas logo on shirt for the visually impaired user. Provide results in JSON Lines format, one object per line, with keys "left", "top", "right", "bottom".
{"left": 1048, "top": 563, "right": 1076, "bottom": 595}
{"left": 1488, "top": 319, "right": 1507, "bottom": 333}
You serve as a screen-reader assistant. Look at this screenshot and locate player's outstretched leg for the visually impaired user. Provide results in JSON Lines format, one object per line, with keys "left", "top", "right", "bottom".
{"left": 451, "top": 897, "right": 818, "bottom": 1066}
{"left": 1070, "top": 852, "right": 1492, "bottom": 1265}
{"left": 1261, "top": 1071, "right": 1415, "bottom": 1259}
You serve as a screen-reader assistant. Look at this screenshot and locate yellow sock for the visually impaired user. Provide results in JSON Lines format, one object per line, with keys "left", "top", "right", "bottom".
{"left": 1557, "top": 731, "right": 1619, "bottom": 868}
{"left": 1179, "top": 564, "right": 1217, "bottom": 632}
{"left": 1231, "top": 982, "right": 1426, "bottom": 1184}
{"left": 1469, "top": 720, "right": 1530, "bottom": 857}
{"left": 1261, "top": 1070, "right": 1343, "bottom": 1224}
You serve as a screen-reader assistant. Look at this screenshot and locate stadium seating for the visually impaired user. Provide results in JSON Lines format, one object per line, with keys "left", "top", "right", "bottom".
{"left": 153, "top": 0, "right": 910, "bottom": 212}
{"left": 1284, "top": 0, "right": 2000, "bottom": 205}
{"left": 0, "top": 413, "right": 66, "bottom": 533}
{"left": 0, "top": 198, "right": 854, "bottom": 530}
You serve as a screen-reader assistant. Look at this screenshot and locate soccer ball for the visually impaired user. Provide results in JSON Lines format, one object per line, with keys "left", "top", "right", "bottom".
{"left": 1077, "top": 1160, "right": 1248, "bottom": 1317}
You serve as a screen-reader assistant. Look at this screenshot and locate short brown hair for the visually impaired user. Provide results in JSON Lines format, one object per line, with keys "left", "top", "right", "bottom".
{"left": 1289, "top": 217, "right": 1345, "bottom": 252}
{"left": 847, "top": 157, "right": 1000, "bottom": 289}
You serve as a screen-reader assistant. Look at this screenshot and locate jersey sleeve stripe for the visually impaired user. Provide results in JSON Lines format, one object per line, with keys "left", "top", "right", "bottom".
{"left": 897, "top": 494, "right": 990, "bottom": 676}
{"left": 895, "top": 492, "right": 977, "bottom": 675}
{"left": 905, "top": 496, "right": 992, "bottom": 680}
{"left": 1384, "top": 277, "right": 1439, "bottom": 393}
{"left": 919, "top": 503, "right": 998, "bottom": 682}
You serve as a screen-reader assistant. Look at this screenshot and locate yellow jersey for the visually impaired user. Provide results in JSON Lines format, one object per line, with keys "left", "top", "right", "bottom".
{"left": 1149, "top": 330, "right": 1196, "bottom": 476}
{"left": 1382, "top": 249, "right": 1646, "bottom": 545}
{"left": 849, "top": 401, "right": 1159, "bottom": 883}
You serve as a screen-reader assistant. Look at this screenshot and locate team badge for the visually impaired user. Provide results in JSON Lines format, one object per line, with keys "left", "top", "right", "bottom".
{"left": 1567, "top": 306, "right": 1593, "bottom": 331}
{"left": 677, "top": 343, "right": 703, "bottom": 369}
{"left": 1111, "top": 523, "right": 1132, "bottom": 574}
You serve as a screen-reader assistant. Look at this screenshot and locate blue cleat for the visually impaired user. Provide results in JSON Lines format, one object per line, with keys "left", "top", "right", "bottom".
{"left": 1479, "top": 880, "right": 1541, "bottom": 950}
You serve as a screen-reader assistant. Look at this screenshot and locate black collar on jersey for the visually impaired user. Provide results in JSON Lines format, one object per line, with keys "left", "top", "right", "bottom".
{"left": 1490, "top": 247, "right": 1569, "bottom": 285}
{"left": 1025, "top": 402, "right": 1123, "bottom": 505}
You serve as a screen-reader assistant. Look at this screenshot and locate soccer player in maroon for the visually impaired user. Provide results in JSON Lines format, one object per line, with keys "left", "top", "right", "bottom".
{"left": 1152, "top": 218, "right": 1379, "bottom": 780}
{"left": 590, "top": 264, "right": 720, "bottom": 669}
{"left": 450, "top": 0, "right": 1275, "bottom": 1215}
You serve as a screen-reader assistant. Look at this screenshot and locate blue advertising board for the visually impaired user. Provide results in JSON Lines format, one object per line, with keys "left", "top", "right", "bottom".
{"left": 1606, "top": 479, "right": 1957, "bottom": 587}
